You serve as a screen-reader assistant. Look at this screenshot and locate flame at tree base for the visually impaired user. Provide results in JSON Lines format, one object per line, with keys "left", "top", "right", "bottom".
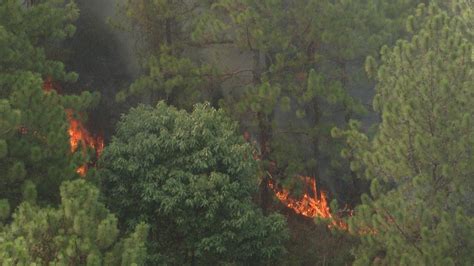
{"left": 268, "top": 176, "right": 348, "bottom": 230}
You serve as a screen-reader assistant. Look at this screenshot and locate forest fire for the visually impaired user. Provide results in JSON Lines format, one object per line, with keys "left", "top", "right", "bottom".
{"left": 43, "top": 77, "right": 103, "bottom": 176}
{"left": 244, "top": 131, "right": 349, "bottom": 230}
{"left": 66, "top": 109, "right": 104, "bottom": 176}
{"left": 268, "top": 176, "right": 348, "bottom": 230}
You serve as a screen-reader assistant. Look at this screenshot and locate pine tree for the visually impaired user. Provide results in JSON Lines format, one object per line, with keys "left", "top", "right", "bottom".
{"left": 0, "top": 179, "right": 148, "bottom": 265}
{"left": 99, "top": 101, "right": 289, "bottom": 265}
{"left": 0, "top": 0, "right": 100, "bottom": 208}
{"left": 209, "top": 0, "right": 423, "bottom": 207}
{"left": 113, "top": 0, "right": 223, "bottom": 108}
{"left": 112, "top": 0, "right": 424, "bottom": 208}
{"left": 336, "top": 3, "right": 474, "bottom": 264}
{"left": 443, "top": 0, "right": 473, "bottom": 41}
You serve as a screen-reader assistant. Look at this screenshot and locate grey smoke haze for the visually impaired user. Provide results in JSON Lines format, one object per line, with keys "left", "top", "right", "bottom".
{"left": 71, "top": 0, "right": 376, "bottom": 202}
{"left": 82, "top": 0, "right": 139, "bottom": 77}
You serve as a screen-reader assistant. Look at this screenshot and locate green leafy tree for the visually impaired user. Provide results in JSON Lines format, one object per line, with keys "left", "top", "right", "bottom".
{"left": 99, "top": 101, "right": 288, "bottom": 265}
{"left": 0, "top": 179, "right": 148, "bottom": 265}
{"left": 110, "top": 1, "right": 430, "bottom": 263}
{"left": 335, "top": 3, "right": 474, "bottom": 264}
{"left": 0, "top": 0, "right": 100, "bottom": 209}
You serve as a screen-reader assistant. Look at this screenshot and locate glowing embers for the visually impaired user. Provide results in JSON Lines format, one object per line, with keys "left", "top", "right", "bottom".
{"left": 268, "top": 176, "right": 348, "bottom": 230}
{"left": 66, "top": 109, "right": 104, "bottom": 176}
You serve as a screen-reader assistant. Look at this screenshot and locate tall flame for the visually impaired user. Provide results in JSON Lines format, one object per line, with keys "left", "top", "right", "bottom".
{"left": 268, "top": 176, "right": 348, "bottom": 230}
{"left": 66, "top": 109, "right": 104, "bottom": 176}
{"left": 42, "top": 77, "right": 103, "bottom": 176}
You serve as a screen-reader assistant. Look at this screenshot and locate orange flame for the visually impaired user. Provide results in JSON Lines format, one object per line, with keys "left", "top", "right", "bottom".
{"left": 41, "top": 77, "right": 103, "bottom": 176}
{"left": 76, "top": 165, "right": 88, "bottom": 176}
{"left": 66, "top": 109, "right": 104, "bottom": 176}
{"left": 268, "top": 176, "right": 348, "bottom": 230}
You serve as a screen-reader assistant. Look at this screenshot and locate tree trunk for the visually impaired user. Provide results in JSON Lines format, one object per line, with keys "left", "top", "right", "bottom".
{"left": 310, "top": 98, "right": 320, "bottom": 197}
{"left": 258, "top": 112, "right": 272, "bottom": 214}
{"left": 252, "top": 49, "right": 273, "bottom": 214}
{"left": 165, "top": 19, "right": 172, "bottom": 47}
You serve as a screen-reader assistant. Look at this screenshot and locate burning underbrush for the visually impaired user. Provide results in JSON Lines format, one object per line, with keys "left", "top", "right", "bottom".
{"left": 268, "top": 176, "right": 350, "bottom": 230}
{"left": 45, "top": 80, "right": 351, "bottom": 227}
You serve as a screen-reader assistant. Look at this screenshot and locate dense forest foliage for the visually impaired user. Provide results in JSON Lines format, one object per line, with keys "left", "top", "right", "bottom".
{"left": 0, "top": 0, "right": 472, "bottom": 265}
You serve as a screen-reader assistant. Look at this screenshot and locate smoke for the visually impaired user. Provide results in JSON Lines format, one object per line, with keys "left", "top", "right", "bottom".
{"left": 77, "top": 0, "right": 139, "bottom": 77}
{"left": 63, "top": 0, "right": 142, "bottom": 140}
{"left": 66, "top": 0, "right": 376, "bottom": 205}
